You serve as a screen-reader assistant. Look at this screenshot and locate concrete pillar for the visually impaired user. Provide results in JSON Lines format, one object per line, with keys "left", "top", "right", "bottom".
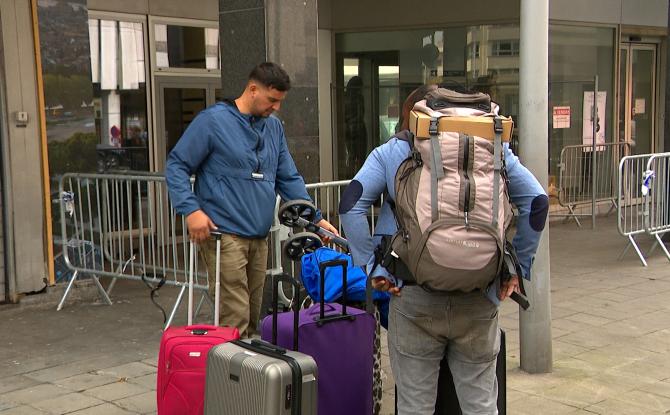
{"left": 518, "top": 0, "right": 553, "bottom": 374}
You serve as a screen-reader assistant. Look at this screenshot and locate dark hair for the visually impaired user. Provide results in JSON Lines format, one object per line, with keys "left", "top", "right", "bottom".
{"left": 249, "top": 62, "right": 291, "bottom": 91}
{"left": 398, "top": 84, "right": 438, "bottom": 131}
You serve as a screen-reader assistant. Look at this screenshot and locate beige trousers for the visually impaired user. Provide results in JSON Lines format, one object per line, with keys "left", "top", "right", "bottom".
{"left": 202, "top": 234, "right": 268, "bottom": 338}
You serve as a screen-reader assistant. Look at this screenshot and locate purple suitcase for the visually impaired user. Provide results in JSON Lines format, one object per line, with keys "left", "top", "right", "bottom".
{"left": 262, "top": 261, "right": 376, "bottom": 415}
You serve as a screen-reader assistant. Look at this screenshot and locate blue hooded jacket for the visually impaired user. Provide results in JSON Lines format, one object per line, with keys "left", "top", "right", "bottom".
{"left": 165, "top": 101, "right": 319, "bottom": 238}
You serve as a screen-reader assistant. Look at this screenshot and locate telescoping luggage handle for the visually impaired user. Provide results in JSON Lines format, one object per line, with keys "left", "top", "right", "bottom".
{"left": 271, "top": 273, "right": 301, "bottom": 350}
{"left": 187, "top": 230, "right": 223, "bottom": 327}
{"left": 317, "top": 259, "right": 356, "bottom": 326}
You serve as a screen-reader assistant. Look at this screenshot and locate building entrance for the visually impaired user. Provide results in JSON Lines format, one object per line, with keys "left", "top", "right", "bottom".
{"left": 619, "top": 42, "right": 658, "bottom": 155}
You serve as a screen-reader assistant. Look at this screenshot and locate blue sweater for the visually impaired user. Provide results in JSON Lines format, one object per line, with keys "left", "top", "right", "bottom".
{"left": 165, "top": 101, "right": 318, "bottom": 238}
{"left": 339, "top": 131, "right": 548, "bottom": 305}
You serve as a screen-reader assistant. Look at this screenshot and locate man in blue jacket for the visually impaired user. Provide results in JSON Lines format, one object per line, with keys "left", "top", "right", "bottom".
{"left": 166, "top": 62, "right": 337, "bottom": 337}
{"left": 339, "top": 85, "right": 548, "bottom": 414}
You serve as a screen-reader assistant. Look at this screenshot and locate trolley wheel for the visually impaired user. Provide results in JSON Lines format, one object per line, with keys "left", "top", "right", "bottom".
{"left": 278, "top": 199, "right": 317, "bottom": 227}
{"left": 283, "top": 232, "right": 323, "bottom": 261}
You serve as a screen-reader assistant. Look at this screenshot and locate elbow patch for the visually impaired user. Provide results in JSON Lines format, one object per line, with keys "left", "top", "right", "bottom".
{"left": 529, "top": 194, "right": 549, "bottom": 232}
{"left": 339, "top": 180, "right": 363, "bottom": 214}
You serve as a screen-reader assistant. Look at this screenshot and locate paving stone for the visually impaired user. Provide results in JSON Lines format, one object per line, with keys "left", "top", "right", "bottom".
{"left": 67, "top": 403, "right": 136, "bottom": 415}
{"left": 30, "top": 392, "right": 104, "bottom": 415}
{"left": 54, "top": 373, "right": 119, "bottom": 392}
{"left": 638, "top": 381, "right": 670, "bottom": 400}
{"left": 1, "top": 384, "right": 72, "bottom": 406}
{"left": 113, "top": 391, "right": 155, "bottom": 414}
{"left": 0, "top": 400, "right": 17, "bottom": 411}
{"left": 126, "top": 374, "right": 156, "bottom": 391}
{"left": 564, "top": 312, "right": 615, "bottom": 327}
{"left": 95, "top": 363, "right": 156, "bottom": 380}
{"left": 0, "top": 406, "right": 48, "bottom": 414}
{"left": 507, "top": 394, "right": 581, "bottom": 414}
{"left": 82, "top": 381, "right": 149, "bottom": 402}
{"left": 24, "top": 355, "right": 135, "bottom": 383}
{"left": 608, "top": 359, "right": 670, "bottom": 382}
{"left": 0, "top": 376, "right": 40, "bottom": 395}
{"left": 585, "top": 398, "right": 666, "bottom": 414}
{"left": 552, "top": 339, "right": 592, "bottom": 361}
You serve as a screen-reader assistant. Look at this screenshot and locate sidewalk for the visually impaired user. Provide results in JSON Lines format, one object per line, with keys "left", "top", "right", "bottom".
{"left": 1, "top": 216, "right": 669, "bottom": 414}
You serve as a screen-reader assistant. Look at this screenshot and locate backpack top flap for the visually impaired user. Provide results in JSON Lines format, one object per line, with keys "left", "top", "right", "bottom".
{"left": 409, "top": 98, "right": 513, "bottom": 141}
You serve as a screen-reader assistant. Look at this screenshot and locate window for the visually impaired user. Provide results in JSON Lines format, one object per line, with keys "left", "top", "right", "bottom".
{"left": 490, "top": 40, "right": 519, "bottom": 56}
{"left": 154, "top": 24, "right": 219, "bottom": 70}
{"left": 468, "top": 42, "right": 480, "bottom": 59}
{"left": 89, "top": 18, "right": 149, "bottom": 172}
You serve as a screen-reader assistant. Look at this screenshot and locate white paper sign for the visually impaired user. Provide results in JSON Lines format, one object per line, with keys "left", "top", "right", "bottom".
{"left": 634, "top": 98, "right": 646, "bottom": 115}
{"left": 553, "top": 106, "right": 571, "bottom": 129}
{"left": 582, "top": 91, "right": 606, "bottom": 149}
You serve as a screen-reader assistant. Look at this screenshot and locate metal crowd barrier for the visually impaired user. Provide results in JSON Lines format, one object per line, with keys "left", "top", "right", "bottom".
{"left": 557, "top": 142, "right": 629, "bottom": 227}
{"left": 617, "top": 152, "right": 670, "bottom": 266}
{"left": 56, "top": 173, "right": 383, "bottom": 327}
{"left": 56, "top": 172, "right": 212, "bottom": 328}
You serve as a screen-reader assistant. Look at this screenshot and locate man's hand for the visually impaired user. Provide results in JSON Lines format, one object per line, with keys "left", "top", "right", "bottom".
{"left": 499, "top": 274, "right": 520, "bottom": 301}
{"left": 315, "top": 219, "right": 339, "bottom": 244}
{"left": 186, "top": 210, "right": 217, "bottom": 243}
{"left": 372, "top": 277, "right": 402, "bottom": 297}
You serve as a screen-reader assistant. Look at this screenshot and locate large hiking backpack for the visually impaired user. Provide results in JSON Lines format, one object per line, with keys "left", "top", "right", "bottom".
{"left": 390, "top": 88, "right": 515, "bottom": 292}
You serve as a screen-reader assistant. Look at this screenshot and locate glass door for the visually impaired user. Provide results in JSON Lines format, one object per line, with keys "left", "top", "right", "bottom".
{"left": 154, "top": 77, "right": 220, "bottom": 171}
{"left": 620, "top": 43, "right": 657, "bottom": 155}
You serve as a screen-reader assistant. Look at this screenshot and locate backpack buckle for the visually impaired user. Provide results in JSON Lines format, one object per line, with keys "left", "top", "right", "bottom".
{"left": 429, "top": 117, "right": 439, "bottom": 136}
{"left": 411, "top": 150, "right": 423, "bottom": 166}
{"left": 493, "top": 117, "right": 503, "bottom": 134}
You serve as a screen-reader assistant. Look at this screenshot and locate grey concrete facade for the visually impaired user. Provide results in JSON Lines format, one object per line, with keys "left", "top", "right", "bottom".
{"left": 0, "top": 0, "right": 48, "bottom": 301}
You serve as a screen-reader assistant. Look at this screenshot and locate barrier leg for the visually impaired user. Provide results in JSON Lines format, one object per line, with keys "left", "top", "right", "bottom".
{"left": 164, "top": 285, "right": 187, "bottom": 330}
{"left": 92, "top": 275, "right": 113, "bottom": 306}
{"left": 606, "top": 199, "right": 617, "bottom": 216}
{"left": 565, "top": 205, "right": 582, "bottom": 227}
{"left": 194, "top": 291, "right": 211, "bottom": 319}
{"left": 618, "top": 235, "right": 647, "bottom": 267}
{"left": 56, "top": 270, "right": 79, "bottom": 311}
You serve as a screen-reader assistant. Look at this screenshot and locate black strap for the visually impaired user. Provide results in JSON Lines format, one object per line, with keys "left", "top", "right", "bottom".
{"left": 141, "top": 272, "right": 167, "bottom": 324}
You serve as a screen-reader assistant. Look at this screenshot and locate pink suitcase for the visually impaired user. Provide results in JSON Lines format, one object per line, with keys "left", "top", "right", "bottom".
{"left": 157, "top": 232, "right": 240, "bottom": 415}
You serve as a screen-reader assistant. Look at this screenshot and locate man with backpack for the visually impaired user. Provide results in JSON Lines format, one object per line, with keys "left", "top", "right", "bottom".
{"left": 166, "top": 62, "right": 337, "bottom": 338}
{"left": 339, "top": 85, "right": 548, "bottom": 414}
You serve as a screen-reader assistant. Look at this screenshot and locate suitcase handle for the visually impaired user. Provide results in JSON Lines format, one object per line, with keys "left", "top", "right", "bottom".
{"left": 187, "top": 229, "right": 224, "bottom": 327}
{"left": 317, "top": 259, "right": 356, "bottom": 326}
{"left": 249, "top": 339, "right": 287, "bottom": 355}
{"left": 271, "top": 273, "right": 301, "bottom": 350}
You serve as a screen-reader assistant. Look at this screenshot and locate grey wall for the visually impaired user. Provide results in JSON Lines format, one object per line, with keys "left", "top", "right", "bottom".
{"left": 0, "top": 0, "right": 48, "bottom": 298}
{"left": 551, "top": 0, "right": 668, "bottom": 27}
{"left": 87, "top": 0, "right": 218, "bottom": 21}
{"left": 319, "top": 0, "right": 668, "bottom": 31}
{"left": 320, "top": 0, "right": 520, "bottom": 31}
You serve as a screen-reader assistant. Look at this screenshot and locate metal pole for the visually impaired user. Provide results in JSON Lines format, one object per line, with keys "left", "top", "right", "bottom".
{"left": 592, "top": 76, "right": 599, "bottom": 229}
{"left": 519, "top": 0, "right": 553, "bottom": 374}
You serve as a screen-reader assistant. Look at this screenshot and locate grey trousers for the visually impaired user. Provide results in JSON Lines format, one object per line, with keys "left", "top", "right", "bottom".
{"left": 389, "top": 286, "right": 500, "bottom": 415}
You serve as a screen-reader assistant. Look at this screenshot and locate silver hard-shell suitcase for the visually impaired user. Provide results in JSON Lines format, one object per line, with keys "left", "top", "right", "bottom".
{"left": 204, "top": 276, "right": 317, "bottom": 415}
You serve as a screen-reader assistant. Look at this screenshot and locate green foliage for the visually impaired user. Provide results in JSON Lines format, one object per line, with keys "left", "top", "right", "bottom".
{"left": 43, "top": 73, "right": 93, "bottom": 109}
{"left": 48, "top": 132, "right": 98, "bottom": 175}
